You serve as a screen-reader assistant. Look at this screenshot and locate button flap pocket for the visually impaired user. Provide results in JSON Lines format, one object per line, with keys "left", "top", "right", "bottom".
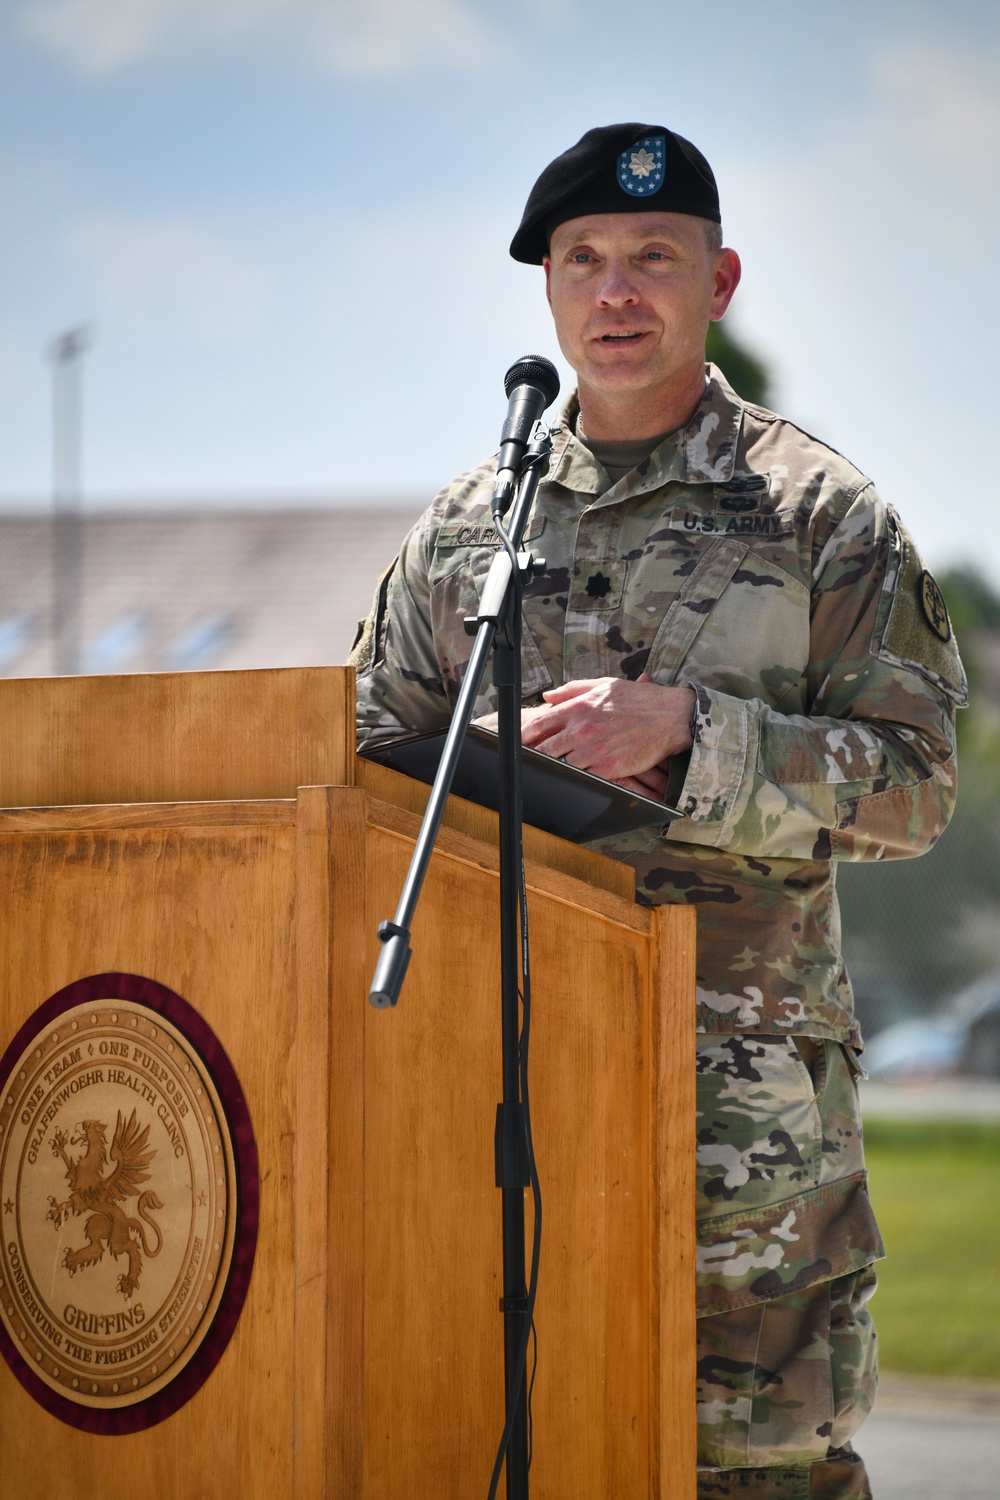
{"left": 520, "top": 618, "right": 554, "bottom": 699}
{"left": 645, "top": 537, "right": 749, "bottom": 681}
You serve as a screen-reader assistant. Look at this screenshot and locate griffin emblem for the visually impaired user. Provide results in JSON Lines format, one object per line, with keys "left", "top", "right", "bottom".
{"left": 46, "top": 1111, "right": 164, "bottom": 1300}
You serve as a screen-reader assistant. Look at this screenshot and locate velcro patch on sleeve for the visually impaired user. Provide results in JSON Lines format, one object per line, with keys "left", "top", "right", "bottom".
{"left": 875, "top": 511, "right": 968, "bottom": 705}
{"left": 348, "top": 559, "right": 396, "bottom": 672}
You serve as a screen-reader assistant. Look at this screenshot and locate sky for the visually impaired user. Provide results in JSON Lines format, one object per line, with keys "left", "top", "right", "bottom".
{"left": 1, "top": 0, "right": 999, "bottom": 582}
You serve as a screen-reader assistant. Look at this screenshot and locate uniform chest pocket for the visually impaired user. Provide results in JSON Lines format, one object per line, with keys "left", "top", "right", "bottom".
{"left": 644, "top": 537, "right": 747, "bottom": 679}
{"left": 428, "top": 553, "right": 554, "bottom": 702}
{"left": 645, "top": 537, "right": 809, "bottom": 706}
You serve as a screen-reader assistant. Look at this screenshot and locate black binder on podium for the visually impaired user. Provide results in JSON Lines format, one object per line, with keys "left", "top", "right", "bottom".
{"left": 359, "top": 723, "right": 685, "bottom": 846}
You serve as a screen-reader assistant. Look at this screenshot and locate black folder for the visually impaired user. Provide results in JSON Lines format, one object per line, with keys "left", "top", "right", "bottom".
{"left": 359, "top": 724, "right": 684, "bottom": 845}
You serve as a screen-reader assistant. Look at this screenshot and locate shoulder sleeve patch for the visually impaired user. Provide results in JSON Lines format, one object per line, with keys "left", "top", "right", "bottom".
{"left": 348, "top": 559, "right": 396, "bottom": 673}
{"left": 917, "top": 570, "right": 951, "bottom": 640}
{"left": 874, "top": 509, "right": 968, "bottom": 706}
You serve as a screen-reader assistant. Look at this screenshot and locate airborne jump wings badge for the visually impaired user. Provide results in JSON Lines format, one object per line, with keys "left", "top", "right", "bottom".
{"left": 617, "top": 135, "right": 666, "bottom": 197}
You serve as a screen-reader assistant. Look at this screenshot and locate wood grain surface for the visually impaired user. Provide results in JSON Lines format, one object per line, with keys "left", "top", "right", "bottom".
{"left": 655, "top": 904, "right": 698, "bottom": 1500}
{"left": 0, "top": 666, "right": 356, "bottom": 807}
{"left": 0, "top": 807, "right": 298, "bottom": 1498}
{"left": 355, "top": 756, "right": 635, "bottom": 902}
{"left": 360, "top": 798, "right": 696, "bottom": 1498}
{"left": 0, "top": 665, "right": 696, "bottom": 1497}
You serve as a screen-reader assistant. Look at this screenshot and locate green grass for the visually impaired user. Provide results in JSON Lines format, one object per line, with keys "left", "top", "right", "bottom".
{"left": 864, "top": 1119, "right": 1000, "bottom": 1381}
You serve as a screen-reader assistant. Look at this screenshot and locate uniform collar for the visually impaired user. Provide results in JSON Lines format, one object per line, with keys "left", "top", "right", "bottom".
{"left": 547, "top": 363, "right": 744, "bottom": 502}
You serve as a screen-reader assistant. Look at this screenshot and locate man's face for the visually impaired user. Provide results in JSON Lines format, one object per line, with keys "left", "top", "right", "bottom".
{"left": 543, "top": 212, "right": 739, "bottom": 407}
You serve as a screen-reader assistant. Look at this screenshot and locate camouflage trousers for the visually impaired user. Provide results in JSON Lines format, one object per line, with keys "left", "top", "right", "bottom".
{"left": 694, "top": 1036, "right": 881, "bottom": 1497}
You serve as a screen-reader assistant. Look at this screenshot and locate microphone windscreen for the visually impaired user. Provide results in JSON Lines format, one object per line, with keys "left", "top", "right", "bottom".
{"left": 503, "top": 355, "right": 560, "bottom": 407}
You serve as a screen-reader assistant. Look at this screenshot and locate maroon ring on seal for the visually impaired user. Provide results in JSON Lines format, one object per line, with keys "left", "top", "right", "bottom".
{"left": 0, "top": 973, "right": 259, "bottom": 1434}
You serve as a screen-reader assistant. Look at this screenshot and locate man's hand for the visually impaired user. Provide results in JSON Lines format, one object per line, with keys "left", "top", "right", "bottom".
{"left": 519, "top": 673, "right": 695, "bottom": 797}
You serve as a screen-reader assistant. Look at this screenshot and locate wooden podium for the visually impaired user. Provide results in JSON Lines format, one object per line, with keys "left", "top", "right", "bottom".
{"left": 0, "top": 666, "right": 696, "bottom": 1498}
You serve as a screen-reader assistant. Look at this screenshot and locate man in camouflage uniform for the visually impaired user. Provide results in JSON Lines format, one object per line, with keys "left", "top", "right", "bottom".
{"left": 352, "top": 124, "right": 967, "bottom": 1496}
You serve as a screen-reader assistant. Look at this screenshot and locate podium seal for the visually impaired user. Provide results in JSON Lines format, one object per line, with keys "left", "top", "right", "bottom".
{"left": 0, "top": 974, "right": 258, "bottom": 1432}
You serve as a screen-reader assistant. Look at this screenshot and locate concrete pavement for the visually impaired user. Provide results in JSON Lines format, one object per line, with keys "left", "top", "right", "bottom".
{"left": 859, "top": 1375, "right": 1000, "bottom": 1499}
{"left": 859, "top": 1076, "right": 1000, "bottom": 1120}
{"left": 834, "top": 1079, "right": 999, "bottom": 1490}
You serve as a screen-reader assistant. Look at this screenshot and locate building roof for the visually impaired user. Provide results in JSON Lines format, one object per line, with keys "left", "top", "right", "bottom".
{"left": 0, "top": 506, "right": 424, "bottom": 677}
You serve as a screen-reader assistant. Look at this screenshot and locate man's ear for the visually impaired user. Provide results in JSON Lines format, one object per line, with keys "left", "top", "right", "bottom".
{"left": 709, "top": 248, "right": 741, "bottom": 322}
{"left": 543, "top": 255, "right": 553, "bottom": 309}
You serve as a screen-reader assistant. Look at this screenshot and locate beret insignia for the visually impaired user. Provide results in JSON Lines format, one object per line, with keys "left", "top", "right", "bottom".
{"left": 509, "top": 122, "right": 721, "bottom": 264}
{"left": 617, "top": 135, "right": 666, "bottom": 197}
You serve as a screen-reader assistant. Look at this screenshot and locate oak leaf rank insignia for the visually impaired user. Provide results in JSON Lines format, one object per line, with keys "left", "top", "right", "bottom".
{"left": 617, "top": 135, "right": 666, "bottom": 197}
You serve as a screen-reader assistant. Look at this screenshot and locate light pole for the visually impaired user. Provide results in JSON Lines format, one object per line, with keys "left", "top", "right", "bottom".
{"left": 48, "top": 325, "right": 93, "bottom": 675}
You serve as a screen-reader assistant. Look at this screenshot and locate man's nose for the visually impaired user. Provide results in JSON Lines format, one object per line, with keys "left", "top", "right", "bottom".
{"left": 596, "top": 261, "right": 640, "bottom": 306}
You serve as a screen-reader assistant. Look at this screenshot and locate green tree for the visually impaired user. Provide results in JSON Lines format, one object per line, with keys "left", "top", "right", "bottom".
{"left": 698, "top": 328, "right": 1000, "bottom": 1030}
{"left": 939, "top": 564, "right": 1000, "bottom": 635}
{"left": 838, "top": 567, "right": 1000, "bottom": 1029}
{"left": 937, "top": 565, "right": 1000, "bottom": 747}
{"left": 705, "top": 318, "right": 772, "bottom": 407}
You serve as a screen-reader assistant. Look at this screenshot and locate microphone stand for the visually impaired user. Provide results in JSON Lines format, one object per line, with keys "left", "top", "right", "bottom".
{"left": 370, "top": 425, "right": 553, "bottom": 1500}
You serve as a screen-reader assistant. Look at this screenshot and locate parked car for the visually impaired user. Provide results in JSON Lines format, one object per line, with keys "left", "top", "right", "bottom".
{"left": 863, "top": 969, "right": 1000, "bottom": 1080}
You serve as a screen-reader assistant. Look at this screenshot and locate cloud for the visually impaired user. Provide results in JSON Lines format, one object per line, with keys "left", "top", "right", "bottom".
{"left": 713, "top": 29, "right": 1000, "bottom": 579}
{"left": 69, "top": 214, "right": 266, "bottom": 336}
{"left": 18, "top": 0, "right": 500, "bottom": 77}
{"left": 311, "top": 0, "right": 499, "bottom": 75}
{"left": 719, "top": 30, "right": 1000, "bottom": 288}
{"left": 876, "top": 38, "right": 1000, "bottom": 175}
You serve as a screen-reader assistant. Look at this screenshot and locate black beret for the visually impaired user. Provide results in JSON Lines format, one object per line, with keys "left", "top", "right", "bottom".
{"left": 509, "top": 123, "right": 720, "bottom": 265}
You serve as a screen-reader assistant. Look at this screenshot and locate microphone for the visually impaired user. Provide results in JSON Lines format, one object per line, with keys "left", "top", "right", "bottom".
{"left": 492, "top": 355, "right": 560, "bottom": 515}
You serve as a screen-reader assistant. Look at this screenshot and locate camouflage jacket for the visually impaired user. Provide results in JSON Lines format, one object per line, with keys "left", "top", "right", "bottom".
{"left": 354, "top": 367, "right": 966, "bottom": 1047}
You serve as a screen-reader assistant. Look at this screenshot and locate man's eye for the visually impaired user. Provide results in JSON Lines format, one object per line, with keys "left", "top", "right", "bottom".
{"left": 571, "top": 251, "right": 592, "bottom": 263}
